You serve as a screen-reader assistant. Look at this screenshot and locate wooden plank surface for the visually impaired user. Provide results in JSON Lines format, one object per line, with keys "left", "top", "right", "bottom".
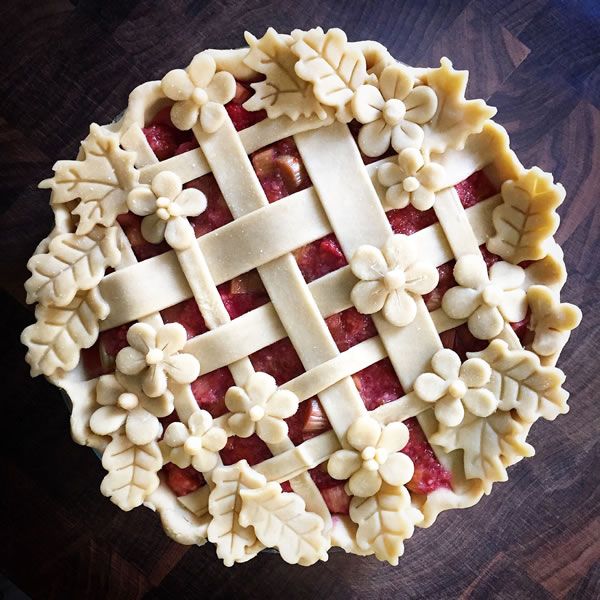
{"left": 1, "top": 1, "right": 599, "bottom": 598}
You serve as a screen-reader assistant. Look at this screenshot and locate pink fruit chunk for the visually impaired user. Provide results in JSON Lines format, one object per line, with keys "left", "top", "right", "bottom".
{"left": 191, "top": 368, "right": 235, "bottom": 418}
{"left": 320, "top": 484, "right": 351, "bottom": 515}
{"left": 161, "top": 298, "right": 208, "bottom": 339}
{"left": 325, "top": 307, "right": 376, "bottom": 352}
{"left": 250, "top": 338, "right": 305, "bottom": 386}
{"left": 220, "top": 433, "right": 272, "bottom": 466}
{"left": 185, "top": 174, "right": 234, "bottom": 237}
{"left": 387, "top": 204, "right": 438, "bottom": 235}
{"left": 424, "top": 260, "right": 456, "bottom": 312}
{"left": 286, "top": 398, "right": 330, "bottom": 445}
{"left": 352, "top": 358, "right": 404, "bottom": 411}
{"left": 162, "top": 463, "right": 206, "bottom": 497}
{"left": 294, "top": 234, "right": 347, "bottom": 283}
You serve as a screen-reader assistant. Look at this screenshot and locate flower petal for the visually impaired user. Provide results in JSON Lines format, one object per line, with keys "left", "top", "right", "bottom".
{"left": 256, "top": 416, "right": 288, "bottom": 444}
{"left": 143, "top": 364, "right": 168, "bottom": 397}
{"left": 152, "top": 171, "right": 182, "bottom": 200}
{"left": 192, "top": 448, "right": 219, "bottom": 472}
{"left": 174, "top": 188, "right": 207, "bottom": 217}
{"left": 156, "top": 323, "right": 187, "bottom": 355}
{"left": 165, "top": 216, "right": 196, "bottom": 250}
{"left": 116, "top": 347, "right": 146, "bottom": 375}
{"left": 414, "top": 372, "right": 448, "bottom": 403}
{"left": 224, "top": 386, "right": 250, "bottom": 414}
{"left": 391, "top": 120, "right": 424, "bottom": 153}
{"left": 170, "top": 100, "right": 200, "bottom": 131}
{"left": 90, "top": 405, "right": 127, "bottom": 436}
{"left": 358, "top": 120, "right": 392, "bottom": 157}
{"left": 404, "top": 85, "right": 438, "bottom": 124}
{"left": 127, "top": 186, "right": 157, "bottom": 216}
{"left": 96, "top": 374, "right": 124, "bottom": 406}
{"left": 164, "top": 422, "right": 189, "bottom": 447}
{"left": 378, "top": 64, "right": 413, "bottom": 102}
{"left": 127, "top": 322, "right": 157, "bottom": 353}
{"left": 454, "top": 254, "right": 488, "bottom": 289}
{"left": 350, "top": 245, "right": 388, "bottom": 281}
{"left": 377, "top": 162, "right": 403, "bottom": 187}
{"left": 383, "top": 289, "right": 417, "bottom": 327}
{"left": 405, "top": 262, "right": 439, "bottom": 295}
{"left": 410, "top": 186, "right": 435, "bottom": 211}
{"left": 328, "top": 449, "right": 361, "bottom": 480}
{"left": 266, "top": 390, "right": 299, "bottom": 419}
{"left": 126, "top": 407, "right": 160, "bottom": 445}
{"left": 489, "top": 261, "right": 525, "bottom": 290}
{"left": 206, "top": 70, "right": 236, "bottom": 104}
{"left": 352, "top": 84, "right": 385, "bottom": 123}
{"left": 170, "top": 446, "right": 192, "bottom": 469}
{"left": 442, "top": 286, "right": 481, "bottom": 319}
{"left": 188, "top": 52, "right": 216, "bottom": 88}
{"left": 347, "top": 416, "right": 381, "bottom": 451}
{"left": 468, "top": 305, "right": 504, "bottom": 340}
{"left": 141, "top": 213, "right": 167, "bottom": 244}
{"left": 246, "top": 371, "right": 277, "bottom": 405}
{"left": 349, "top": 467, "right": 382, "bottom": 497}
{"left": 202, "top": 427, "right": 227, "bottom": 452}
{"left": 463, "top": 388, "right": 498, "bottom": 418}
{"left": 397, "top": 147, "right": 424, "bottom": 176}
{"left": 385, "top": 185, "right": 410, "bottom": 209}
{"left": 188, "top": 410, "right": 213, "bottom": 435}
{"left": 351, "top": 280, "right": 387, "bottom": 315}
{"left": 378, "top": 421, "right": 409, "bottom": 453}
{"left": 200, "top": 102, "right": 226, "bottom": 133}
{"left": 379, "top": 452, "right": 414, "bottom": 486}
{"left": 432, "top": 348, "right": 461, "bottom": 380}
{"left": 382, "top": 234, "right": 415, "bottom": 270}
{"left": 228, "top": 412, "right": 255, "bottom": 438}
{"left": 161, "top": 69, "right": 194, "bottom": 101}
{"left": 163, "top": 353, "right": 201, "bottom": 384}
{"left": 459, "top": 358, "right": 492, "bottom": 388}
{"left": 140, "top": 390, "right": 174, "bottom": 418}
{"left": 418, "top": 162, "right": 446, "bottom": 191}
{"left": 498, "top": 288, "right": 528, "bottom": 323}
{"left": 434, "top": 395, "right": 465, "bottom": 427}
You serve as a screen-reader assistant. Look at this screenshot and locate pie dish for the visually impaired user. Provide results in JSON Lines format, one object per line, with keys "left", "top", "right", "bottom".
{"left": 21, "top": 27, "right": 582, "bottom": 566}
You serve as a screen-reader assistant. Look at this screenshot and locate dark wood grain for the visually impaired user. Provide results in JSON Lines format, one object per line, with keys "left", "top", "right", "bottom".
{"left": 1, "top": 1, "right": 598, "bottom": 598}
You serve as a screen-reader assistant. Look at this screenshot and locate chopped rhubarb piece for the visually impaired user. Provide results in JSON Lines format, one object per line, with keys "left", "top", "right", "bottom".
{"left": 217, "top": 272, "right": 269, "bottom": 320}
{"left": 233, "top": 81, "right": 253, "bottom": 104}
{"left": 191, "top": 367, "right": 235, "bottom": 418}
{"left": 117, "top": 212, "right": 170, "bottom": 260}
{"left": 402, "top": 417, "right": 452, "bottom": 494}
{"left": 163, "top": 463, "right": 205, "bottom": 497}
{"left": 281, "top": 481, "right": 293, "bottom": 493}
{"left": 424, "top": 260, "right": 456, "bottom": 311}
{"left": 326, "top": 307, "right": 377, "bottom": 352}
{"left": 250, "top": 338, "right": 305, "bottom": 386}
{"left": 301, "top": 398, "right": 330, "bottom": 440}
{"left": 387, "top": 204, "right": 437, "bottom": 235}
{"left": 442, "top": 323, "right": 487, "bottom": 361}
{"left": 141, "top": 124, "right": 179, "bottom": 161}
{"left": 148, "top": 106, "right": 176, "bottom": 127}
{"left": 186, "top": 174, "right": 233, "bottom": 237}
{"left": 81, "top": 342, "right": 109, "bottom": 379}
{"left": 99, "top": 323, "right": 130, "bottom": 359}
{"left": 161, "top": 298, "right": 207, "bottom": 339}
{"left": 294, "top": 234, "right": 347, "bottom": 283}
{"left": 321, "top": 484, "right": 351, "bottom": 515}
{"left": 455, "top": 170, "right": 497, "bottom": 209}
{"left": 220, "top": 433, "right": 272, "bottom": 466}
{"left": 309, "top": 465, "right": 341, "bottom": 490}
{"left": 225, "top": 102, "right": 267, "bottom": 131}
{"left": 353, "top": 358, "right": 404, "bottom": 410}
{"left": 174, "top": 139, "right": 199, "bottom": 155}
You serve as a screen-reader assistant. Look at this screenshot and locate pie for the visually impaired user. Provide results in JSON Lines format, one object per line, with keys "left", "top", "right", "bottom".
{"left": 21, "top": 27, "right": 582, "bottom": 566}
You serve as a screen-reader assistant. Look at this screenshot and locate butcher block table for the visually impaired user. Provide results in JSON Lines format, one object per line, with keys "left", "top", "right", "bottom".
{"left": 1, "top": 1, "right": 598, "bottom": 598}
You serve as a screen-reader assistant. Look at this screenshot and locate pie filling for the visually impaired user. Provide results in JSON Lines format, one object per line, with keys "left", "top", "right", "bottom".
{"left": 80, "top": 82, "right": 534, "bottom": 516}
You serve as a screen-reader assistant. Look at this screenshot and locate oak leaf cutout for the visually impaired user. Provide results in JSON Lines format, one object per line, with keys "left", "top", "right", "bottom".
{"left": 468, "top": 339, "right": 569, "bottom": 422}
{"left": 243, "top": 28, "right": 328, "bottom": 121}
{"left": 39, "top": 124, "right": 138, "bottom": 235}
{"left": 291, "top": 27, "right": 368, "bottom": 120}
{"left": 21, "top": 287, "right": 110, "bottom": 377}
{"left": 349, "top": 484, "right": 423, "bottom": 566}
{"left": 239, "top": 482, "right": 329, "bottom": 565}
{"left": 25, "top": 226, "right": 121, "bottom": 307}
{"left": 100, "top": 433, "right": 162, "bottom": 511}
{"left": 421, "top": 58, "right": 496, "bottom": 156}
{"left": 207, "top": 461, "right": 266, "bottom": 566}
{"left": 487, "top": 167, "right": 565, "bottom": 264}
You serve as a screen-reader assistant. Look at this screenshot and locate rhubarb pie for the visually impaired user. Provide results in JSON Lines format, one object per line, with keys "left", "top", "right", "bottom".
{"left": 22, "top": 28, "right": 582, "bottom": 566}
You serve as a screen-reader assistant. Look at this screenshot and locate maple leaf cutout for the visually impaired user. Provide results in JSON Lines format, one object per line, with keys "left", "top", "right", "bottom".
{"left": 100, "top": 433, "right": 162, "bottom": 511}
{"left": 421, "top": 57, "right": 496, "bottom": 156}
{"left": 468, "top": 339, "right": 569, "bottom": 422}
{"left": 21, "top": 287, "right": 109, "bottom": 377}
{"left": 207, "top": 461, "right": 266, "bottom": 566}
{"left": 243, "top": 28, "right": 329, "bottom": 121}
{"left": 349, "top": 484, "right": 423, "bottom": 566}
{"left": 239, "top": 482, "right": 329, "bottom": 565}
{"left": 25, "top": 225, "right": 121, "bottom": 307}
{"left": 39, "top": 124, "right": 138, "bottom": 235}
{"left": 291, "top": 27, "right": 368, "bottom": 120}
{"left": 487, "top": 167, "right": 565, "bottom": 264}
{"left": 430, "top": 411, "right": 534, "bottom": 491}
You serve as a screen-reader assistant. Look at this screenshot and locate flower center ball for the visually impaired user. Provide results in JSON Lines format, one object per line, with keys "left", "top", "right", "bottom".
{"left": 118, "top": 392, "right": 139, "bottom": 410}
{"left": 448, "top": 379, "right": 467, "bottom": 399}
{"left": 482, "top": 285, "right": 502, "bottom": 307}
{"left": 249, "top": 405, "right": 265, "bottom": 422}
{"left": 146, "top": 348, "right": 164, "bottom": 365}
{"left": 402, "top": 176, "right": 420, "bottom": 193}
{"left": 384, "top": 268, "right": 406, "bottom": 291}
{"left": 192, "top": 88, "right": 208, "bottom": 105}
{"left": 383, "top": 99, "right": 406, "bottom": 125}
{"left": 184, "top": 436, "right": 203, "bottom": 455}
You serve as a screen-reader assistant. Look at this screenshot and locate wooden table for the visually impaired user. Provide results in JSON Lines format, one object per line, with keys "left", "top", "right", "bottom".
{"left": 1, "top": 1, "right": 598, "bottom": 598}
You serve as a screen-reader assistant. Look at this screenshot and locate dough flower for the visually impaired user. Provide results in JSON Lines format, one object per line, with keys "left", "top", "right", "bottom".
{"left": 162, "top": 411, "right": 227, "bottom": 472}
{"left": 442, "top": 255, "right": 527, "bottom": 340}
{"left": 377, "top": 148, "right": 445, "bottom": 211}
{"left": 414, "top": 348, "right": 496, "bottom": 427}
{"left": 328, "top": 416, "right": 414, "bottom": 497}
{"left": 161, "top": 52, "right": 236, "bottom": 131}
{"left": 352, "top": 64, "right": 437, "bottom": 157}
{"left": 225, "top": 372, "right": 300, "bottom": 444}
{"left": 127, "top": 171, "right": 207, "bottom": 248}
{"left": 350, "top": 234, "right": 439, "bottom": 327}
{"left": 116, "top": 322, "right": 200, "bottom": 397}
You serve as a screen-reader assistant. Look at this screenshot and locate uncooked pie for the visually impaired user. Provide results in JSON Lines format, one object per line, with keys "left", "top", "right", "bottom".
{"left": 22, "top": 27, "right": 582, "bottom": 566}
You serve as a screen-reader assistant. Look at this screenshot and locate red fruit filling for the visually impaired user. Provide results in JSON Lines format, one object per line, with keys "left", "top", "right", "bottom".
{"left": 220, "top": 433, "right": 272, "bottom": 466}
{"left": 454, "top": 170, "right": 498, "bottom": 209}
{"left": 388, "top": 204, "right": 438, "bottom": 235}
{"left": 250, "top": 338, "right": 305, "bottom": 386}
{"left": 185, "top": 174, "right": 233, "bottom": 237}
{"left": 162, "top": 299, "right": 207, "bottom": 339}
{"left": 162, "top": 463, "right": 206, "bottom": 497}
{"left": 310, "top": 465, "right": 351, "bottom": 515}
{"left": 353, "top": 359, "right": 404, "bottom": 411}
{"left": 325, "top": 307, "right": 376, "bottom": 352}
{"left": 294, "top": 233, "right": 347, "bottom": 283}
{"left": 191, "top": 367, "right": 235, "bottom": 418}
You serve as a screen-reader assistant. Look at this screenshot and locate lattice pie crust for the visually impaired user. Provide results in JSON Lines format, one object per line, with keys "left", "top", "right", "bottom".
{"left": 22, "top": 28, "right": 582, "bottom": 566}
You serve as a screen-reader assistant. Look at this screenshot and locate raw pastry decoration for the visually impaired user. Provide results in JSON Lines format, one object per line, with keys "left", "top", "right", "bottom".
{"left": 22, "top": 27, "right": 580, "bottom": 566}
